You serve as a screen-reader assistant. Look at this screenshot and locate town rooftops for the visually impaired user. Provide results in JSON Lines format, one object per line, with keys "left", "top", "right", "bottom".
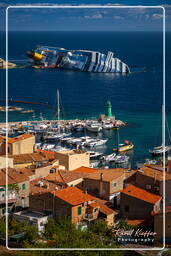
{"left": 0, "top": 134, "right": 34, "bottom": 144}
{"left": 30, "top": 178, "right": 62, "bottom": 195}
{"left": 138, "top": 166, "right": 171, "bottom": 181}
{"left": 12, "top": 151, "right": 57, "bottom": 164}
{"left": 122, "top": 185, "right": 161, "bottom": 204}
{"left": 45, "top": 170, "right": 83, "bottom": 184}
{"left": 73, "top": 167, "right": 126, "bottom": 181}
{"left": 51, "top": 187, "right": 94, "bottom": 206}
{"left": 85, "top": 169, "right": 125, "bottom": 182}
{"left": 0, "top": 167, "right": 29, "bottom": 185}
{"left": 73, "top": 166, "right": 99, "bottom": 175}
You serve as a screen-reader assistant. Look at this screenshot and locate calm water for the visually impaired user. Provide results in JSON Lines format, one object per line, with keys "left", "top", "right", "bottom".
{"left": 0, "top": 31, "right": 171, "bottom": 167}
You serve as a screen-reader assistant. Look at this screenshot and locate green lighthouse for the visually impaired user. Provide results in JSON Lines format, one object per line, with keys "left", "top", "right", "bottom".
{"left": 105, "top": 101, "right": 113, "bottom": 118}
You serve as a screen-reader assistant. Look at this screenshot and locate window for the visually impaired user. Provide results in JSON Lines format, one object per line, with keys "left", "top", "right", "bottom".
{"left": 125, "top": 205, "right": 129, "bottom": 212}
{"left": 22, "top": 184, "right": 26, "bottom": 190}
{"left": 113, "top": 182, "right": 117, "bottom": 187}
{"left": 22, "top": 198, "right": 26, "bottom": 208}
{"left": 77, "top": 206, "right": 82, "bottom": 216}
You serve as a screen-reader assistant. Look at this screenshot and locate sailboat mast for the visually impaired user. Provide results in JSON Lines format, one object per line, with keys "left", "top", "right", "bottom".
{"left": 57, "top": 89, "right": 60, "bottom": 122}
{"left": 117, "top": 128, "right": 120, "bottom": 154}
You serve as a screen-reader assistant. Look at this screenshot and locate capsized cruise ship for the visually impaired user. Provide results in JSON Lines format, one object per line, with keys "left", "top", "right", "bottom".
{"left": 27, "top": 46, "right": 130, "bottom": 73}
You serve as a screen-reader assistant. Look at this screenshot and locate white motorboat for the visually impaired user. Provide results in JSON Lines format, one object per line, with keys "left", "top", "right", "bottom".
{"left": 144, "top": 159, "right": 159, "bottom": 165}
{"left": 113, "top": 154, "right": 129, "bottom": 164}
{"left": 102, "top": 122, "right": 113, "bottom": 129}
{"left": 85, "top": 122, "right": 102, "bottom": 133}
{"left": 101, "top": 152, "right": 116, "bottom": 162}
{"left": 149, "top": 145, "right": 171, "bottom": 156}
{"left": 44, "top": 134, "right": 63, "bottom": 141}
{"left": 87, "top": 151, "right": 103, "bottom": 159}
{"left": 84, "top": 139, "right": 107, "bottom": 147}
{"left": 42, "top": 143, "right": 55, "bottom": 150}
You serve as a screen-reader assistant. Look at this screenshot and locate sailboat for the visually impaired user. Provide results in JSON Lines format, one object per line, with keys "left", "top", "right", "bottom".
{"left": 149, "top": 115, "right": 171, "bottom": 156}
{"left": 113, "top": 128, "right": 134, "bottom": 153}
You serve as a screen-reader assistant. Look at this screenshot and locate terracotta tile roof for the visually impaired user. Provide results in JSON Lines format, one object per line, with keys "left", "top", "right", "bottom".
{"left": 30, "top": 178, "right": 62, "bottom": 195}
{"left": 0, "top": 168, "right": 29, "bottom": 185}
{"left": 138, "top": 167, "right": 171, "bottom": 181}
{"left": 13, "top": 151, "right": 56, "bottom": 164}
{"left": 73, "top": 166, "right": 99, "bottom": 174}
{"left": 0, "top": 134, "right": 34, "bottom": 144}
{"left": 16, "top": 168, "right": 35, "bottom": 177}
{"left": 121, "top": 185, "right": 161, "bottom": 204}
{"left": 45, "top": 170, "right": 83, "bottom": 184}
{"left": 89, "top": 202, "right": 100, "bottom": 208}
{"left": 98, "top": 203, "right": 115, "bottom": 215}
{"left": 127, "top": 219, "right": 146, "bottom": 226}
{"left": 51, "top": 187, "right": 94, "bottom": 206}
{"left": 85, "top": 169, "right": 125, "bottom": 182}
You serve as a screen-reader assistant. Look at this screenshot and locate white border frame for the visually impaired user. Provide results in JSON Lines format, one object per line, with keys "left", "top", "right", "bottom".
{"left": 5, "top": 5, "right": 165, "bottom": 251}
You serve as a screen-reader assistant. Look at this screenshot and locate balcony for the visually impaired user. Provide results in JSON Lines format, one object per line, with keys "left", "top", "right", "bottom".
{"left": 84, "top": 213, "right": 94, "bottom": 221}
{"left": 0, "top": 190, "right": 18, "bottom": 204}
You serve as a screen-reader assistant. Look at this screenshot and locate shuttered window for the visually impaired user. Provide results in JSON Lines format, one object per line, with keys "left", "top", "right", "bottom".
{"left": 77, "top": 206, "right": 82, "bottom": 216}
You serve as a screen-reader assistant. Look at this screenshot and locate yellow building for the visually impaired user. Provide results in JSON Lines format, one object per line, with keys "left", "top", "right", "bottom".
{"left": 55, "top": 149, "right": 90, "bottom": 171}
{"left": 0, "top": 156, "right": 14, "bottom": 168}
{"left": 0, "top": 134, "right": 35, "bottom": 155}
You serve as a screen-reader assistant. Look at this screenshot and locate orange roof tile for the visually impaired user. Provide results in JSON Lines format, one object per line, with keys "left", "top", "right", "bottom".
{"left": 89, "top": 202, "right": 100, "bottom": 208}
{"left": 0, "top": 134, "right": 34, "bottom": 144}
{"left": 13, "top": 151, "right": 56, "bottom": 164}
{"left": 138, "top": 167, "right": 171, "bottom": 181}
{"left": 127, "top": 219, "right": 146, "bottom": 226}
{"left": 73, "top": 167, "right": 125, "bottom": 181}
{"left": 122, "top": 185, "right": 161, "bottom": 204}
{"left": 51, "top": 187, "right": 94, "bottom": 206}
{"left": 45, "top": 170, "right": 83, "bottom": 184}
{"left": 0, "top": 168, "right": 29, "bottom": 185}
{"left": 73, "top": 166, "right": 99, "bottom": 174}
{"left": 30, "top": 178, "right": 62, "bottom": 195}
{"left": 98, "top": 203, "right": 115, "bottom": 215}
{"left": 86, "top": 169, "right": 125, "bottom": 182}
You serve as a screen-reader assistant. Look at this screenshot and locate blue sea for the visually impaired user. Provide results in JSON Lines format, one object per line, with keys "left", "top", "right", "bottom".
{"left": 0, "top": 31, "right": 171, "bottom": 167}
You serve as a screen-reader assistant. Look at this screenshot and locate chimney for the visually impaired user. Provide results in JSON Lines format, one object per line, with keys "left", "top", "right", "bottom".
{"left": 100, "top": 173, "right": 103, "bottom": 181}
{"left": 99, "top": 172, "right": 104, "bottom": 197}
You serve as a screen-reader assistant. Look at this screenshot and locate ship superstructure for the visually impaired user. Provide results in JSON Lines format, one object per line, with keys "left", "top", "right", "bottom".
{"left": 27, "top": 46, "right": 130, "bottom": 73}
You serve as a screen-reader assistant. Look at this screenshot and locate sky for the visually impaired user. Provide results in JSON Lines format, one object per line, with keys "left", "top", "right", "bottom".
{"left": 0, "top": 0, "right": 171, "bottom": 31}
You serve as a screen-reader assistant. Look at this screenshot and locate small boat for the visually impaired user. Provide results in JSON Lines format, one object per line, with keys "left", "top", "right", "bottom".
{"left": 149, "top": 145, "right": 171, "bottom": 156}
{"left": 85, "top": 122, "right": 102, "bottom": 133}
{"left": 42, "top": 143, "right": 55, "bottom": 150}
{"left": 101, "top": 152, "right": 116, "bottom": 162}
{"left": 113, "top": 154, "right": 129, "bottom": 164}
{"left": 44, "top": 134, "right": 63, "bottom": 141}
{"left": 73, "top": 125, "right": 85, "bottom": 132}
{"left": 102, "top": 122, "right": 113, "bottom": 129}
{"left": 144, "top": 159, "right": 159, "bottom": 165}
{"left": 87, "top": 151, "right": 103, "bottom": 159}
{"left": 113, "top": 140, "right": 134, "bottom": 152}
{"left": 84, "top": 139, "right": 107, "bottom": 147}
{"left": 90, "top": 161, "right": 100, "bottom": 168}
